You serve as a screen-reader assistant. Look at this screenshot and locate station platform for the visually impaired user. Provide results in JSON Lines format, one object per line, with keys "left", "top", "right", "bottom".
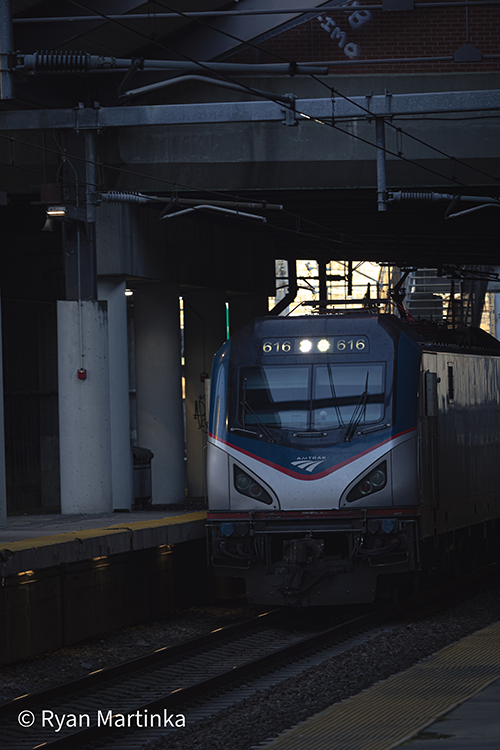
{"left": 0, "top": 506, "right": 210, "bottom": 665}
{"left": 0, "top": 507, "right": 207, "bottom": 576}
{"left": 261, "top": 620, "right": 500, "bottom": 750}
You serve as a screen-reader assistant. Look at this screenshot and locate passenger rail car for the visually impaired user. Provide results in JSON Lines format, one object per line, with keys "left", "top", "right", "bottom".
{"left": 206, "top": 314, "right": 500, "bottom": 605}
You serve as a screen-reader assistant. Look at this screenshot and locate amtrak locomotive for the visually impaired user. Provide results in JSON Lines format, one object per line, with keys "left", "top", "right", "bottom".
{"left": 206, "top": 313, "right": 500, "bottom": 605}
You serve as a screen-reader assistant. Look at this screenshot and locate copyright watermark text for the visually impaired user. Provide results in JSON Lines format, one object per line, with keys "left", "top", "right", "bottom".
{"left": 18, "top": 709, "right": 186, "bottom": 732}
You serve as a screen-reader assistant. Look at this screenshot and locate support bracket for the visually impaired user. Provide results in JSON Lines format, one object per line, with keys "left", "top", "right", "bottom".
{"left": 281, "top": 94, "right": 297, "bottom": 126}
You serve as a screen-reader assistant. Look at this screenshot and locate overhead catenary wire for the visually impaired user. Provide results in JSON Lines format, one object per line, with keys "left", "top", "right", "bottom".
{"left": 12, "top": 1, "right": 500, "bottom": 23}
{"left": 5, "top": 2, "right": 500, "bottom": 247}
{"left": 0, "top": 133, "right": 373, "bottom": 250}
{"left": 0, "top": 132, "right": 373, "bottom": 253}
{"left": 150, "top": 0, "right": 500, "bottom": 186}
{"left": 3, "top": 2, "right": 383, "bottom": 251}
{"left": 151, "top": 0, "right": 500, "bottom": 188}
{"left": 21, "top": 0, "right": 500, "bottom": 190}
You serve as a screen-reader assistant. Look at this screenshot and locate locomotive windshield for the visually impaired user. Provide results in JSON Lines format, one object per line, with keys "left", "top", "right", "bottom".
{"left": 238, "top": 364, "right": 385, "bottom": 431}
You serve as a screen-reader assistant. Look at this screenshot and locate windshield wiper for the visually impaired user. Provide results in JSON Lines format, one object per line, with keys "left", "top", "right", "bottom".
{"left": 240, "top": 378, "right": 276, "bottom": 442}
{"left": 240, "top": 400, "right": 276, "bottom": 442}
{"left": 344, "top": 372, "right": 369, "bottom": 442}
{"left": 327, "top": 364, "right": 345, "bottom": 428}
{"left": 230, "top": 426, "right": 261, "bottom": 437}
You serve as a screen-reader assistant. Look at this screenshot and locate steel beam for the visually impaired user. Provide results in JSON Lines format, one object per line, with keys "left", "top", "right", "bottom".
{"left": 0, "top": 89, "right": 499, "bottom": 132}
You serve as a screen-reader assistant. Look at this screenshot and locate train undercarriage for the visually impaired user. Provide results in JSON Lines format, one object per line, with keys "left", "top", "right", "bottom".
{"left": 207, "top": 511, "right": 419, "bottom": 606}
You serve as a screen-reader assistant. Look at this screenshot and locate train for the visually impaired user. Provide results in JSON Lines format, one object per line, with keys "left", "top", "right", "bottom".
{"left": 206, "top": 312, "right": 500, "bottom": 606}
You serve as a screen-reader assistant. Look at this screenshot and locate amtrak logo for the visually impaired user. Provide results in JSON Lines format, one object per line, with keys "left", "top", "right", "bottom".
{"left": 291, "top": 457, "right": 326, "bottom": 472}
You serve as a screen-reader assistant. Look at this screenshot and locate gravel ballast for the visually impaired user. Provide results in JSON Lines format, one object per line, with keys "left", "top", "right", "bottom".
{"left": 0, "top": 603, "right": 260, "bottom": 703}
{"left": 147, "top": 584, "right": 500, "bottom": 750}
{"left": 2, "top": 586, "right": 500, "bottom": 750}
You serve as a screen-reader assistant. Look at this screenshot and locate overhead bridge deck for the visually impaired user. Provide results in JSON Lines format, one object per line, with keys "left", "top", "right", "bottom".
{"left": 0, "top": 509, "right": 208, "bottom": 665}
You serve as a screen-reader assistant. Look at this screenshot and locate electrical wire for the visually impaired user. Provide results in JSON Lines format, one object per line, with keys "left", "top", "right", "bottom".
{"left": 41, "top": 0, "right": 500, "bottom": 190}
{"left": 0, "top": 132, "right": 375, "bottom": 253}
{"left": 153, "top": 0, "right": 293, "bottom": 66}
{"left": 397, "top": 114, "right": 500, "bottom": 120}
{"left": 12, "top": 1, "right": 500, "bottom": 22}
{"left": 3, "top": 1, "right": 384, "bottom": 255}
{"left": 0, "top": 158, "right": 57, "bottom": 180}
{"left": 6, "top": 2, "right": 500, "bottom": 245}
{"left": 321, "top": 84, "right": 500, "bottom": 184}
{"left": 149, "top": 0, "right": 500, "bottom": 186}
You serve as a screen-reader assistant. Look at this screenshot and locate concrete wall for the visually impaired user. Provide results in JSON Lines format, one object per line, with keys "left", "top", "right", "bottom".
{"left": 0, "top": 541, "right": 209, "bottom": 664}
{"left": 0, "top": 514, "right": 210, "bottom": 664}
{"left": 96, "top": 203, "right": 167, "bottom": 280}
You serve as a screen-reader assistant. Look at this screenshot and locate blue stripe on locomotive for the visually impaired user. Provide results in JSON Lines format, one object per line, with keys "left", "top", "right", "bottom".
{"left": 208, "top": 317, "right": 421, "bottom": 478}
{"left": 209, "top": 338, "right": 231, "bottom": 440}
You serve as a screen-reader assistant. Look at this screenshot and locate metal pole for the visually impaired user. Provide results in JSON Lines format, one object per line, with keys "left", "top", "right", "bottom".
{"left": 85, "top": 130, "right": 96, "bottom": 224}
{"left": 318, "top": 260, "right": 328, "bottom": 313}
{"left": 376, "top": 118, "right": 387, "bottom": 212}
{"left": 0, "top": 0, "right": 14, "bottom": 100}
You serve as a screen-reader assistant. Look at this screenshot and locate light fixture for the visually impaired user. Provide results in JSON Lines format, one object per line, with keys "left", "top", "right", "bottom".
{"left": 299, "top": 339, "right": 313, "bottom": 353}
{"left": 317, "top": 339, "right": 330, "bottom": 352}
{"left": 124, "top": 288, "right": 134, "bottom": 297}
{"left": 42, "top": 205, "right": 67, "bottom": 232}
{"left": 42, "top": 204, "right": 86, "bottom": 232}
{"left": 46, "top": 206, "right": 66, "bottom": 217}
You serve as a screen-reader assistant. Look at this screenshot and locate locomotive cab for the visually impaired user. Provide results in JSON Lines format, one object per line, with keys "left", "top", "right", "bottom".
{"left": 207, "top": 313, "right": 422, "bottom": 605}
{"left": 207, "top": 313, "right": 500, "bottom": 605}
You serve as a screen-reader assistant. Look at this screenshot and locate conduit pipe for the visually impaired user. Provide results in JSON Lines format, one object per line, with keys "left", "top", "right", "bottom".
{"left": 0, "top": 0, "right": 14, "bottom": 100}
{"left": 18, "top": 53, "right": 327, "bottom": 77}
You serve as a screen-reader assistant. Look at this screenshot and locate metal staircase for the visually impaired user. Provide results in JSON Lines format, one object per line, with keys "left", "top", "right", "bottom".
{"left": 404, "top": 267, "right": 489, "bottom": 328}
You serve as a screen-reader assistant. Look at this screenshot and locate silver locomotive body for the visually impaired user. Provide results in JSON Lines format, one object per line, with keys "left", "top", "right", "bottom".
{"left": 207, "top": 314, "right": 500, "bottom": 605}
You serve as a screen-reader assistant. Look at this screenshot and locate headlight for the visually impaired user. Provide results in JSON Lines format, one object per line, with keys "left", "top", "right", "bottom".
{"left": 370, "top": 469, "right": 386, "bottom": 489}
{"left": 346, "top": 461, "right": 387, "bottom": 503}
{"left": 234, "top": 466, "right": 273, "bottom": 505}
{"left": 235, "top": 473, "right": 252, "bottom": 491}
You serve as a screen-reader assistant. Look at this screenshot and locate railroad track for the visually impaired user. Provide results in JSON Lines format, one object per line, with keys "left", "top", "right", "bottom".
{"left": 1, "top": 563, "right": 498, "bottom": 750}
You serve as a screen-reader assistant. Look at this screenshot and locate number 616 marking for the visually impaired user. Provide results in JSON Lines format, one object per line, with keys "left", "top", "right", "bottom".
{"left": 336, "top": 338, "right": 366, "bottom": 350}
{"left": 262, "top": 340, "right": 291, "bottom": 353}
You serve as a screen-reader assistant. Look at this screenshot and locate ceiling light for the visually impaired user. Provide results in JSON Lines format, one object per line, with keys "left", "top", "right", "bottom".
{"left": 46, "top": 206, "right": 66, "bottom": 217}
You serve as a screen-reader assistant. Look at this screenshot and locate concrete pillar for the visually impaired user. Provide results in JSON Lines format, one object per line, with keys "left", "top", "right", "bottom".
{"left": 228, "top": 294, "right": 269, "bottom": 336}
{"left": 134, "top": 284, "right": 184, "bottom": 505}
{"left": 0, "top": 292, "right": 6, "bottom": 528}
{"left": 97, "top": 278, "right": 133, "bottom": 510}
{"left": 184, "top": 290, "right": 227, "bottom": 498}
{"left": 57, "top": 300, "right": 112, "bottom": 514}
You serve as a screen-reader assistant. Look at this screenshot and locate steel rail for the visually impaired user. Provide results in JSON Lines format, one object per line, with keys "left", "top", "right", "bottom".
{"left": 4, "top": 562, "right": 498, "bottom": 750}
{"left": 0, "top": 607, "right": 285, "bottom": 721}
